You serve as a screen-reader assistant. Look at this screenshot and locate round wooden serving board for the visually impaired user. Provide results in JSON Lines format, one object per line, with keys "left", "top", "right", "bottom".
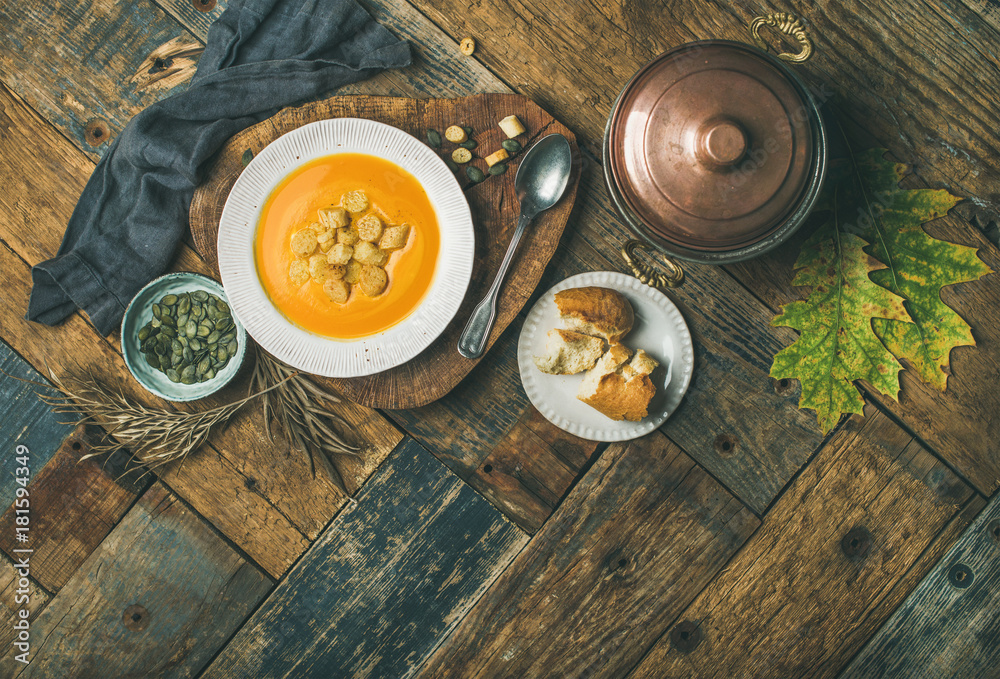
{"left": 189, "top": 93, "right": 579, "bottom": 409}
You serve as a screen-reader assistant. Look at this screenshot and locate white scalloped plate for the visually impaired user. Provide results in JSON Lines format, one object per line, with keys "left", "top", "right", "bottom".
{"left": 217, "top": 119, "right": 474, "bottom": 378}
{"left": 517, "top": 271, "right": 694, "bottom": 441}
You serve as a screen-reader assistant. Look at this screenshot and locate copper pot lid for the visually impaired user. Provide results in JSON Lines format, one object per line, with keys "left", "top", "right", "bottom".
{"left": 607, "top": 40, "right": 817, "bottom": 251}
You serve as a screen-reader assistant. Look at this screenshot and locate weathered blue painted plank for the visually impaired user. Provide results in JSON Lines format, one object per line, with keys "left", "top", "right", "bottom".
{"left": 201, "top": 438, "right": 528, "bottom": 679}
{"left": 2, "top": 482, "right": 272, "bottom": 678}
{"left": 840, "top": 493, "right": 1000, "bottom": 679}
{"left": 0, "top": 342, "right": 74, "bottom": 514}
{"left": 0, "top": 0, "right": 195, "bottom": 158}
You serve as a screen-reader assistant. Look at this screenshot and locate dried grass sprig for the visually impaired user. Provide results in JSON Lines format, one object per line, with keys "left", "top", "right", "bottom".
{"left": 249, "top": 348, "right": 361, "bottom": 496}
{"left": 40, "top": 370, "right": 289, "bottom": 474}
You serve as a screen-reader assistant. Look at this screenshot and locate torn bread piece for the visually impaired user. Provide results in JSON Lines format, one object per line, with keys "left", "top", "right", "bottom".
{"left": 534, "top": 329, "right": 605, "bottom": 375}
{"left": 577, "top": 344, "right": 659, "bottom": 422}
{"left": 554, "top": 287, "right": 634, "bottom": 343}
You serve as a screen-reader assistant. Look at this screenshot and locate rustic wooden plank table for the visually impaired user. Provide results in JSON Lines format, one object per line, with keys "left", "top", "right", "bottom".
{"left": 1, "top": 0, "right": 999, "bottom": 677}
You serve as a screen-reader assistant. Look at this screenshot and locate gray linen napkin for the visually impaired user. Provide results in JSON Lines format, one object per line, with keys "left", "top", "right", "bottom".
{"left": 27, "top": 0, "right": 410, "bottom": 336}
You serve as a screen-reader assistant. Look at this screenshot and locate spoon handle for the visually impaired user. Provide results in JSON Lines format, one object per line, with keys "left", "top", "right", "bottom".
{"left": 458, "top": 212, "right": 534, "bottom": 359}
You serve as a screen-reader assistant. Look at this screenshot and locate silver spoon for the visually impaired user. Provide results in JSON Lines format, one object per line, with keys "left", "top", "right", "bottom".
{"left": 458, "top": 134, "right": 573, "bottom": 359}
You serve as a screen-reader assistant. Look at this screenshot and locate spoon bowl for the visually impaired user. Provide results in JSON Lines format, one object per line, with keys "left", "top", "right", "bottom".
{"left": 516, "top": 134, "right": 573, "bottom": 216}
{"left": 458, "top": 134, "right": 574, "bottom": 359}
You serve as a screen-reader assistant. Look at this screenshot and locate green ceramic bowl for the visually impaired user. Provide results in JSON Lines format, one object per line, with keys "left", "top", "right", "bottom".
{"left": 121, "top": 272, "right": 248, "bottom": 402}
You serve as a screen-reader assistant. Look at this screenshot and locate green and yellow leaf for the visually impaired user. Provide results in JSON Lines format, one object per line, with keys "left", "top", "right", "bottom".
{"left": 845, "top": 149, "right": 992, "bottom": 391}
{"left": 771, "top": 220, "right": 911, "bottom": 433}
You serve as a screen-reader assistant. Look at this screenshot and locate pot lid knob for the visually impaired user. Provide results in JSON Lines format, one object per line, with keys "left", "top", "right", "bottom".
{"left": 696, "top": 118, "right": 747, "bottom": 169}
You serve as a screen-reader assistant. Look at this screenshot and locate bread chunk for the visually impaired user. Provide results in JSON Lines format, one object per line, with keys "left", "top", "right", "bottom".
{"left": 554, "top": 287, "right": 634, "bottom": 343}
{"left": 621, "top": 349, "right": 659, "bottom": 379}
{"left": 344, "top": 260, "right": 363, "bottom": 284}
{"left": 326, "top": 243, "right": 353, "bottom": 266}
{"left": 288, "top": 259, "right": 310, "bottom": 285}
{"left": 318, "top": 207, "right": 349, "bottom": 229}
{"left": 354, "top": 241, "right": 388, "bottom": 266}
{"left": 358, "top": 265, "right": 388, "bottom": 297}
{"left": 534, "top": 329, "right": 605, "bottom": 375}
{"left": 379, "top": 224, "right": 411, "bottom": 251}
{"left": 308, "top": 253, "right": 333, "bottom": 282}
{"left": 338, "top": 227, "right": 359, "bottom": 246}
{"left": 577, "top": 344, "right": 656, "bottom": 422}
{"left": 323, "top": 278, "right": 350, "bottom": 304}
{"left": 342, "top": 190, "right": 369, "bottom": 214}
{"left": 290, "top": 226, "right": 318, "bottom": 258}
{"left": 356, "top": 213, "right": 384, "bottom": 242}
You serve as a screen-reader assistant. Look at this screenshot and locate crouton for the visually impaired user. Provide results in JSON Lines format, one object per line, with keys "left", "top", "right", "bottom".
{"left": 342, "top": 190, "right": 369, "bottom": 214}
{"left": 379, "top": 224, "right": 411, "bottom": 250}
{"left": 353, "top": 241, "right": 388, "bottom": 266}
{"left": 290, "top": 226, "right": 318, "bottom": 258}
{"left": 308, "top": 253, "right": 333, "bottom": 282}
{"left": 326, "top": 242, "right": 353, "bottom": 266}
{"left": 356, "top": 213, "right": 384, "bottom": 242}
{"left": 358, "top": 265, "right": 388, "bottom": 297}
{"left": 323, "top": 278, "right": 351, "bottom": 304}
{"left": 288, "top": 259, "right": 310, "bottom": 285}
{"left": 318, "top": 206, "right": 349, "bottom": 229}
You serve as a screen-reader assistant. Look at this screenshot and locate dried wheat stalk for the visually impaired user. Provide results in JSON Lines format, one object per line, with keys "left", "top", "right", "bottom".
{"left": 40, "top": 370, "right": 285, "bottom": 474}
{"left": 249, "top": 348, "right": 361, "bottom": 496}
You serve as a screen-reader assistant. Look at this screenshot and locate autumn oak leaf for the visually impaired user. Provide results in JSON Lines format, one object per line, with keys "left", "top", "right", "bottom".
{"left": 842, "top": 149, "right": 992, "bottom": 391}
{"left": 771, "top": 222, "right": 911, "bottom": 433}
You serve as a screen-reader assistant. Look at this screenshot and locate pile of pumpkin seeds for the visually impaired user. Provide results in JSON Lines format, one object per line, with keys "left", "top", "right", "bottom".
{"left": 137, "top": 290, "right": 238, "bottom": 385}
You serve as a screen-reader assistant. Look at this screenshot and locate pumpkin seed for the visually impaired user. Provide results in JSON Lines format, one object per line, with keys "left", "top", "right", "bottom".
{"left": 459, "top": 139, "right": 478, "bottom": 150}
{"left": 216, "top": 300, "right": 229, "bottom": 313}
{"left": 445, "top": 157, "right": 459, "bottom": 172}
{"left": 221, "top": 332, "right": 235, "bottom": 344}
{"left": 426, "top": 129, "right": 442, "bottom": 148}
{"left": 197, "top": 325, "right": 211, "bottom": 338}
{"left": 488, "top": 162, "right": 508, "bottom": 175}
{"left": 185, "top": 321, "right": 197, "bottom": 338}
{"left": 189, "top": 337, "right": 202, "bottom": 351}
{"left": 178, "top": 336, "right": 189, "bottom": 347}
{"left": 178, "top": 295, "right": 191, "bottom": 314}
{"left": 466, "top": 166, "right": 485, "bottom": 183}
{"left": 161, "top": 294, "right": 178, "bottom": 305}
{"left": 501, "top": 139, "right": 522, "bottom": 154}
{"left": 181, "top": 364, "right": 196, "bottom": 379}
{"left": 160, "top": 314, "right": 175, "bottom": 327}
{"left": 151, "top": 304, "right": 162, "bottom": 320}
{"left": 180, "top": 375, "right": 196, "bottom": 385}
{"left": 162, "top": 325, "right": 177, "bottom": 338}
{"left": 197, "top": 357, "right": 211, "bottom": 375}
{"left": 192, "top": 290, "right": 208, "bottom": 302}
{"left": 150, "top": 317, "right": 162, "bottom": 329}
{"left": 206, "top": 330, "right": 221, "bottom": 345}
{"left": 166, "top": 368, "right": 180, "bottom": 382}
{"left": 138, "top": 325, "right": 151, "bottom": 342}
{"left": 171, "top": 353, "right": 183, "bottom": 367}
{"left": 462, "top": 125, "right": 474, "bottom": 137}
{"left": 144, "top": 352, "right": 158, "bottom": 368}
{"left": 227, "top": 340, "right": 238, "bottom": 356}
{"left": 217, "top": 346, "right": 229, "bottom": 362}
{"left": 183, "top": 347, "right": 193, "bottom": 363}
{"left": 204, "top": 368, "right": 216, "bottom": 381}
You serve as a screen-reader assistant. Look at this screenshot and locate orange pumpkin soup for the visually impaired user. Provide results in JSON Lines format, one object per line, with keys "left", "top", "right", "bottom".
{"left": 255, "top": 154, "right": 440, "bottom": 339}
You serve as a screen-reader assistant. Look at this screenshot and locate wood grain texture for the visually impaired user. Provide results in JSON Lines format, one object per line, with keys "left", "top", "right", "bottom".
{"left": 201, "top": 438, "right": 528, "bottom": 679}
{"left": 0, "top": 343, "right": 74, "bottom": 512}
{"left": 841, "top": 493, "right": 1000, "bottom": 679}
{"left": 0, "top": 553, "right": 50, "bottom": 655}
{"left": 0, "top": 0, "right": 198, "bottom": 159}
{"left": 0, "top": 83, "right": 404, "bottom": 576}
{"left": 189, "top": 92, "right": 579, "bottom": 409}
{"left": 627, "top": 406, "right": 974, "bottom": 679}
{"left": 0, "top": 425, "right": 147, "bottom": 592}
{"left": 1, "top": 482, "right": 272, "bottom": 678}
{"left": 416, "top": 431, "right": 758, "bottom": 679}
{"left": 405, "top": 0, "right": 1000, "bottom": 494}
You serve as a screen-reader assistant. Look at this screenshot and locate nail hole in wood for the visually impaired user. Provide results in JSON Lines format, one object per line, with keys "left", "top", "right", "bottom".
{"left": 84, "top": 119, "right": 111, "bottom": 147}
{"left": 618, "top": 558, "right": 627, "bottom": 568}
{"left": 191, "top": 0, "right": 217, "bottom": 12}
{"left": 773, "top": 377, "right": 795, "bottom": 396}
{"left": 122, "top": 604, "right": 149, "bottom": 631}
{"left": 71, "top": 441, "right": 82, "bottom": 451}
{"left": 841, "top": 526, "right": 872, "bottom": 560}
{"left": 244, "top": 477, "right": 257, "bottom": 490}
{"left": 483, "top": 464, "right": 493, "bottom": 474}
{"left": 714, "top": 434, "right": 738, "bottom": 458}
{"left": 670, "top": 620, "right": 702, "bottom": 653}
{"left": 987, "top": 519, "right": 1000, "bottom": 547}
{"left": 948, "top": 563, "right": 973, "bottom": 589}
{"left": 149, "top": 57, "right": 173, "bottom": 74}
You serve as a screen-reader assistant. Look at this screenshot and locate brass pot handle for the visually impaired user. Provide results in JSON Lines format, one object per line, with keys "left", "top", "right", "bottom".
{"left": 621, "top": 240, "right": 685, "bottom": 289}
{"left": 749, "top": 13, "right": 813, "bottom": 63}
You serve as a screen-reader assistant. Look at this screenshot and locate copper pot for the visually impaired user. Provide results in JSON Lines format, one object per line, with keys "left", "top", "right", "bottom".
{"left": 603, "top": 14, "right": 827, "bottom": 287}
